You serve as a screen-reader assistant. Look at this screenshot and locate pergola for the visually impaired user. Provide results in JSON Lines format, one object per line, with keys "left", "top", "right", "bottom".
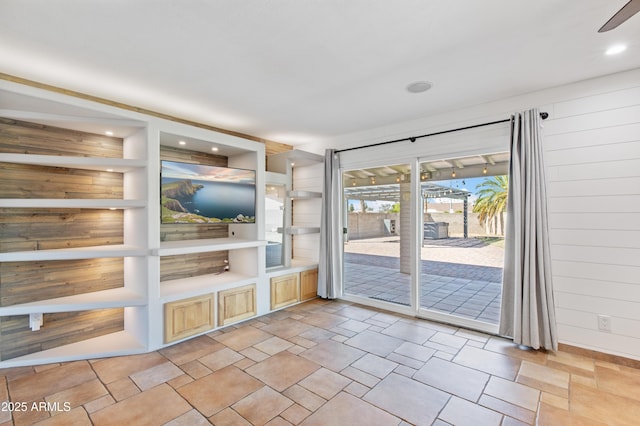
{"left": 344, "top": 182, "right": 472, "bottom": 238}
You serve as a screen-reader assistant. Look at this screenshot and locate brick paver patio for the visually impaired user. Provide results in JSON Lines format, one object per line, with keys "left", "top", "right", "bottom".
{"left": 344, "top": 237, "right": 504, "bottom": 324}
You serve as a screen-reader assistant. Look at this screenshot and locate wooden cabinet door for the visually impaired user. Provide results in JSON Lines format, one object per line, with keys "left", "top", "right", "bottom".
{"left": 218, "top": 284, "right": 257, "bottom": 326}
{"left": 270, "top": 273, "right": 300, "bottom": 310}
{"left": 164, "top": 294, "right": 214, "bottom": 343}
{"left": 300, "top": 268, "right": 318, "bottom": 301}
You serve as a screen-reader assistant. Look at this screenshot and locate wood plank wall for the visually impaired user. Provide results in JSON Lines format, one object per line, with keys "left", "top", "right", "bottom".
{"left": 0, "top": 118, "right": 126, "bottom": 360}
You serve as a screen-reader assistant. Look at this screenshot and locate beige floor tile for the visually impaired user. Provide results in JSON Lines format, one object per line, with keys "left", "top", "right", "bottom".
{"left": 428, "top": 331, "right": 467, "bottom": 349}
{"left": 414, "top": 357, "right": 489, "bottom": 402}
{"left": 484, "top": 376, "right": 540, "bottom": 412}
{"left": 570, "top": 382, "right": 640, "bottom": 425}
{"left": 541, "top": 392, "right": 568, "bottom": 410}
{"left": 298, "top": 368, "right": 351, "bottom": 400}
{"left": 484, "top": 336, "right": 548, "bottom": 364}
{"left": 516, "top": 360, "right": 569, "bottom": 398}
{"left": 254, "top": 336, "right": 294, "bottom": 355}
{"left": 214, "top": 326, "right": 273, "bottom": 351}
{"left": 198, "top": 347, "right": 244, "bottom": 371}
{"left": 209, "top": 408, "right": 252, "bottom": 426}
{"left": 130, "top": 361, "right": 184, "bottom": 391}
{"left": 233, "top": 386, "right": 294, "bottom": 426}
{"left": 83, "top": 394, "right": 115, "bottom": 414}
{"left": 179, "top": 360, "right": 212, "bottom": 379}
{"left": 364, "top": 373, "right": 450, "bottom": 425}
{"left": 282, "top": 384, "right": 326, "bottom": 412}
{"left": 9, "top": 362, "right": 96, "bottom": 403}
{"left": 536, "top": 402, "right": 603, "bottom": 426}
{"left": 546, "top": 351, "right": 595, "bottom": 376}
{"left": 246, "top": 351, "right": 320, "bottom": 392}
{"left": 44, "top": 378, "right": 107, "bottom": 411}
{"left": 167, "top": 374, "right": 194, "bottom": 389}
{"left": 333, "top": 305, "right": 378, "bottom": 321}
{"left": 164, "top": 408, "right": 210, "bottom": 426}
{"left": 300, "top": 311, "right": 349, "bottom": 329}
{"left": 345, "top": 330, "right": 404, "bottom": 357}
{"left": 478, "top": 394, "right": 536, "bottom": 425}
{"left": 453, "top": 346, "right": 521, "bottom": 380}
{"left": 106, "top": 377, "right": 140, "bottom": 401}
{"left": 260, "top": 318, "right": 314, "bottom": 339}
{"left": 381, "top": 321, "right": 436, "bottom": 345}
{"left": 337, "top": 319, "right": 371, "bottom": 333}
{"left": 33, "top": 407, "right": 91, "bottom": 425}
{"left": 439, "top": 396, "right": 502, "bottom": 426}
{"left": 344, "top": 381, "right": 370, "bottom": 398}
{"left": 280, "top": 403, "right": 311, "bottom": 424}
{"left": 177, "top": 365, "right": 262, "bottom": 416}
{"left": 393, "top": 341, "right": 436, "bottom": 362}
{"left": 159, "top": 335, "right": 224, "bottom": 365}
{"left": 91, "top": 352, "right": 167, "bottom": 384}
{"left": 10, "top": 400, "right": 49, "bottom": 426}
{"left": 595, "top": 364, "right": 640, "bottom": 402}
{"left": 351, "top": 353, "right": 398, "bottom": 379}
{"left": 300, "top": 340, "right": 365, "bottom": 372}
{"left": 302, "top": 392, "right": 400, "bottom": 426}
{"left": 266, "top": 416, "right": 294, "bottom": 426}
{"left": 90, "top": 384, "right": 191, "bottom": 425}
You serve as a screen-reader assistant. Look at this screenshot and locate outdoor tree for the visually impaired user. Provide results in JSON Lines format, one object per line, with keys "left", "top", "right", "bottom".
{"left": 473, "top": 175, "right": 508, "bottom": 235}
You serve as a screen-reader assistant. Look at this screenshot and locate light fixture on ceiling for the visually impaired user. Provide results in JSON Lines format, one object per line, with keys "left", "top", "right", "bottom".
{"left": 371, "top": 177, "right": 376, "bottom": 185}
{"left": 605, "top": 44, "right": 627, "bottom": 55}
{"left": 104, "top": 131, "right": 113, "bottom": 136}
{"left": 178, "top": 140, "right": 186, "bottom": 145}
{"left": 406, "top": 81, "right": 433, "bottom": 94}
{"left": 483, "top": 165, "right": 488, "bottom": 175}
{"left": 106, "top": 169, "right": 114, "bottom": 172}
{"left": 451, "top": 169, "right": 456, "bottom": 178}
{"left": 211, "top": 147, "right": 219, "bottom": 152}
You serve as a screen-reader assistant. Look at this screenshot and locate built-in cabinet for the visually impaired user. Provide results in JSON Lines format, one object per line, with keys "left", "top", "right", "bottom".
{"left": 0, "top": 80, "right": 321, "bottom": 367}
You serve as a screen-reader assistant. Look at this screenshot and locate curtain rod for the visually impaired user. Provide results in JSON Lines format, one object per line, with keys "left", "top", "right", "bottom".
{"left": 335, "top": 111, "right": 549, "bottom": 154}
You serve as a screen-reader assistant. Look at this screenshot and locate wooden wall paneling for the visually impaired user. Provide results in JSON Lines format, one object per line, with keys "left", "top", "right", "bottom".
{"left": 0, "top": 308, "right": 124, "bottom": 361}
{"left": 0, "top": 208, "right": 124, "bottom": 252}
{"left": 0, "top": 117, "right": 124, "bottom": 157}
{"left": 0, "top": 258, "right": 123, "bottom": 307}
{"left": 160, "top": 252, "right": 228, "bottom": 282}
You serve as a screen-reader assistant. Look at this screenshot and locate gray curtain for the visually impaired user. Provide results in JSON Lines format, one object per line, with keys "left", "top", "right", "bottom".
{"left": 499, "top": 108, "right": 558, "bottom": 351}
{"left": 317, "top": 149, "right": 342, "bottom": 299}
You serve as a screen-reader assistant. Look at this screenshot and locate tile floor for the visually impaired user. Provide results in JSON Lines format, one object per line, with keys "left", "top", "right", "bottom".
{"left": 2, "top": 299, "right": 640, "bottom": 425}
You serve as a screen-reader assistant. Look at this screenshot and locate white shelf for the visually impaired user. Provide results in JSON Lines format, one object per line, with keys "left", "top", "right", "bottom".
{"left": 0, "top": 153, "right": 146, "bottom": 172}
{"left": 0, "top": 288, "right": 146, "bottom": 316}
{"left": 288, "top": 190, "right": 322, "bottom": 199}
{"left": 0, "top": 244, "right": 147, "bottom": 262}
{"left": 153, "top": 238, "right": 267, "bottom": 256}
{"left": 285, "top": 227, "right": 320, "bottom": 235}
{"left": 0, "top": 331, "right": 146, "bottom": 368}
{"left": 160, "top": 271, "right": 257, "bottom": 302}
{"left": 0, "top": 199, "right": 146, "bottom": 209}
{"left": 268, "top": 149, "right": 323, "bottom": 173}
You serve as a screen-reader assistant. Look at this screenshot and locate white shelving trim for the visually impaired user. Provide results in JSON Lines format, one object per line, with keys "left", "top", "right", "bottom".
{"left": 0, "top": 331, "right": 146, "bottom": 368}
{"left": 284, "top": 226, "right": 321, "bottom": 235}
{"left": 154, "top": 238, "right": 267, "bottom": 256}
{"left": 288, "top": 190, "right": 322, "bottom": 199}
{"left": 0, "top": 153, "right": 147, "bottom": 172}
{"left": 160, "top": 271, "right": 257, "bottom": 302}
{"left": 0, "top": 244, "right": 148, "bottom": 262}
{"left": 0, "top": 288, "right": 146, "bottom": 316}
{"left": 0, "top": 199, "right": 146, "bottom": 209}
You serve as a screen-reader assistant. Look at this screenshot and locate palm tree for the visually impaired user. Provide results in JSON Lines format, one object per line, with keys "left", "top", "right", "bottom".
{"left": 473, "top": 175, "right": 508, "bottom": 235}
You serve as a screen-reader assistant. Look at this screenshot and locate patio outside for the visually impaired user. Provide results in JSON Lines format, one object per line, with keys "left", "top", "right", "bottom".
{"left": 344, "top": 235, "right": 504, "bottom": 324}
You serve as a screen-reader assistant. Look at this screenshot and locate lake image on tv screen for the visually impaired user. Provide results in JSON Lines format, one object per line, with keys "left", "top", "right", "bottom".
{"left": 161, "top": 161, "right": 256, "bottom": 224}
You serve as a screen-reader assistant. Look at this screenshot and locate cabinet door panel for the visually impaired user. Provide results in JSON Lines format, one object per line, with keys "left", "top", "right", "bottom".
{"left": 218, "top": 284, "right": 257, "bottom": 326}
{"left": 270, "top": 273, "right": 300, "bottom": 310}
{"left": 300, "top": 268, "right": 318, "bottom": 301}
{"left": 164, "top": 294, "right": 214, "bottom": 343}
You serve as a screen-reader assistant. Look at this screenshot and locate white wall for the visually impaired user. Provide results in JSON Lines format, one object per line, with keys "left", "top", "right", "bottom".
{"left": 314, "top": 68, "right": 640, "bottom": 360}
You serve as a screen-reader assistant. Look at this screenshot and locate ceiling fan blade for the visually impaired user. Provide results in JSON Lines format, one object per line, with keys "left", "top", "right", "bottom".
{"left": 599, "top": 0, "right": 640, "bottom": 32}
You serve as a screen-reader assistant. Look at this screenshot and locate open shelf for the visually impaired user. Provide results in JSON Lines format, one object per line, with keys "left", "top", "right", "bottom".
{"left": 160, "top": 271, "right": 257, "bottom": 302}
{"left": 0, "top": 244, "right": 147, "bottom": 262}
{"left": 0, "top": 331, "right": 146, "bottom": 368}
{"left": 0, "top": 199, "right": 146, "bottom": 209}
{"left": 288, "top": 190, "right": 322, "bottom": 199}
{"left": 0, "top": 288, "right": 146, "bottom": 316}
{"left": 153, "top": 238, "right": 267, "bottom": 256}
{"left": 0, "top": 153, "right": 147, "bottom": 172}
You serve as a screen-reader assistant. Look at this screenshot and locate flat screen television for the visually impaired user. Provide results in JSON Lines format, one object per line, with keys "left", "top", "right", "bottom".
{"left": 161, "top": 160, "right": 256, "bottom": 224}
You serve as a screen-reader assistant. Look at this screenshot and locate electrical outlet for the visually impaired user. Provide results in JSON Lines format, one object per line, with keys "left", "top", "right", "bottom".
{"left": 597, "top": 314, "right": 612, "bottom": 332}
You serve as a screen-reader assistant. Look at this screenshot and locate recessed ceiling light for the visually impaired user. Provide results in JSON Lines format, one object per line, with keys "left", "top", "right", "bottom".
{"left": 178, "top": 140, "right": 186, "bottom": 145}
{"left": 605, "top": 44, "right": 627, "bottom": 55}
{"left": 211, "top": 147, "right": 219, "bottom": 152}
{"left": 106, "top": 169, "right": 114, "bottom": 172}
{"left": 105, "top": 131, "right": 113, "bottom": 136}
{"left": 406, "top": 81, "right": 433, "bottom": 93}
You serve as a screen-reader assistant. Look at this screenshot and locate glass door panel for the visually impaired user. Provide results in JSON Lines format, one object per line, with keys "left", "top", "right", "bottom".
{"left": 342, "top": 164, "right": 412, "bottom": 306}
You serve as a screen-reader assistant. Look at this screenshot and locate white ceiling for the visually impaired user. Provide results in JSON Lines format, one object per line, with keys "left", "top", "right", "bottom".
{"left": 1, "top": 1, "right": 639, "bottom": 146}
